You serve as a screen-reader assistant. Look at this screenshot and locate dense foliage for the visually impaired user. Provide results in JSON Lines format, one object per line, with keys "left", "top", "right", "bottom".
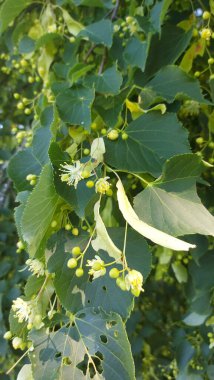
{"left": 0, "top": 0, "right": 214, "bottom": 379}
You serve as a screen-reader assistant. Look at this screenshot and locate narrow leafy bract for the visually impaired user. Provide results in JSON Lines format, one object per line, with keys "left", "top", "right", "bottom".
{"left": 116, "top": 179, "right": 196, "bottom": 251}
{"left": 92, "top": 199, "right": 122, "bottom": 259}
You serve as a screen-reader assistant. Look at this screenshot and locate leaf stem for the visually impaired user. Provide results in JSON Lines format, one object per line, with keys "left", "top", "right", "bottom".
{"left": 6, "top": 347, "right": 32, "bottom": 375}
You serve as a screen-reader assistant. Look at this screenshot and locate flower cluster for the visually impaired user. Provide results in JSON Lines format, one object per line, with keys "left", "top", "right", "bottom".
{"left": 12, "top": 298, "right": 32, "bottom": 323}
{"left": 12, "top": 298, "right": 44, "bottom": 329}
{"left": 26, "top": 259, "right": 45, "bottom": 277}
{"left": 95, "top": 177, "right": 110, "bottom": 194}
{"left": 125, "top": 270, "right": 144, "bottom": 297}
{"left": 60, "top": 161, "right": 84, "bottom": 188}
{"left": 86, "top": 256, "right": 106, "bottom": 279}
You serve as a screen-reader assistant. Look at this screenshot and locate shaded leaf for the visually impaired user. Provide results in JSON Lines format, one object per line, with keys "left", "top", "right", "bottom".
{"left": 0, "top": 0, "right": 32, "bottom": 34}
{"left": 30, "top": 308, "right": 135, "bottom": 380}
{"left": 21, "top": 164, "right": 60, "bottom": 256}
{"left": 78, "top": 19, "right": 113, "bottom": 48}
{"left": 123, "top": 37, "right": 148, "bottom": 70}
{"left": 134, "top": 154, "right": 214, "bottom": 237}
{"left": 85, "top": 66, "right": 123, "bottom": 95}
{"left": 56, "top": 86, "right": 95, "bottom": 129}
{"left": 146, "top": 65, "right": 207, "bottom": 103}
{"left": 105, "top": 112, "right": 190, "bottom": 176}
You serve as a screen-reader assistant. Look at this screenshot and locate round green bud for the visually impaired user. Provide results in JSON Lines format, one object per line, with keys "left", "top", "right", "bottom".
{"left": 27, "top": 323, "right": 33, "bottom": 330}
{"left": 75, "top": 268, "right": 84, "bottom": 277}
{"left": 72, "top": 246, "right": 81, "bottom": 256}
{"left": 106, "top": 188, "right": 113, "bottom": 196}
{"left": 208, "top": 57, "right": 214, "bottom": 65}
{"left": 17, "top": 241, "right": 24, "bottom": 250}
{"left": 13, "top": 93, "right": 20, "bottom": 99}
{"left": 69, "top": 36, "right": 75, "bottom": 43}
{"left": 20, "top": 59, "right": 28, "bottom": 67}
{"left": 30, "top": 179, "right": 36, "bottom": 186}
{"left": 109, "top": 268, "right": 120, "bottom": 278}
{"left": 122, "top": 132, "right": 128, "bottom": 140}
{"left": 65, "top": 223, "right": 72, "bottom": 231}
{"left": 12, "top": 337, "right": 23, "bottom": 350}
{"left": 86, "top": 180, "right": 94, "bottom": 188}
{"left": 28, "top": 76, "right": 34, "bottom": 83}
{"left": 3, "top": 331, "right": 12, "bottom": 340}
{"left": 196, "top": 137, "right": 204, "bottom": 144}
{"left": 82, "top": 170, "right": 91, "bottom": 179}
{"left": 83, "top": 148, "right": 90, "bottom": 156}
{"left": 72, "top": 228, "right": 79, "bottom": 236}
{"left": 194, "top": 71, "right": 200, "bottom": 78}
{"left": 101, "top": 128, "right": 107, "bottom": 135}
{"left": 51, "top": 220, "right": 57, "bottom": 228}
{"left": 67, "top": 258, "right": 78, "bottom": 269}
{"left": 26, "top": 174, "right": 34, "bottom": 181}
{"left": 17, "top": 102, "right": 24, "bottom": 110}
{"left": 107, "top": 129, "right": 119, "bottom": 141}
{"left": 24, "top": 108, "right": 32, "bottom": 115}
{"left": 208, "top": 141, "right": 214, "bottom": 149}
{"left": 92, "top": 262, "right": 103, "bottom": 271}
{"left": 210, "top": 74, "right": 214, "bottom": 80}
{"left": 202, "top": 11, "right": 210, "bottom": 20}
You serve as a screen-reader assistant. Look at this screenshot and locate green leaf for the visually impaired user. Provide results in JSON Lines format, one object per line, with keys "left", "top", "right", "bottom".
{"left": 146, "top": 65, "right": 207, "bottom": 103}
{"left": 29, "top": 308, "right": 135, "bottom": 380}
{"left": 19, "top": 36, "right": 35, "bottom": 53}
{"left": 142, "top": 25, "right": 193, "bottom": 80}
{"left": 21, "top": 164, "right": 60, "bottom": 256}
{"left": 84, "top": 66, "right": 123, "bottom": 95}
{"left": 14, "top": 191, "right": 29, "bottom": 241}
{"left": 134, "top": 154, "right": 214, "bottom": 237}
{"left": 67, "top": 62, "right": 94, "bottom": 85}
{"left": 95, "top": 89, "right": 129, "bottom": 128}
{"left": 78, "top": 19, "right": 113, "bottom": 48}
{"left": 123, "top": 37, "right": 148, "bottom": 70}
{"left": 108, "top": 228, "right": 152, "bottom": 280}
{"left": 172, "top": 262, "right": 188, "bottom": 283}
{"left": 7, "top": 149, "right": 42, "bottom": 192}
{"left": 32, "top": 106, "right": 53, "bottom": 165}
{"left": 56, "top": 86, "right": 95, "bottom": 129}
{"left": 150, "top": 0, "right": 172, "bottom": 33}
{"left": 47, "top": 232, "right": 133, "bottom": 319}
{"left": 104, "top": 112, "right": 190, "bottom": 176}
{"left": 0, "top": 0, "right": 32, "bottom": 34}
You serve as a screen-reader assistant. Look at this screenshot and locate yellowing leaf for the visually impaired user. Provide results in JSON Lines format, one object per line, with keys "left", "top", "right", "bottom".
{"left": 62, "top": 9, "right": 84, "bottom": 36}
{"left": 92, "top": 199, "right": 122, "bottom": 260}
{"left": 126, "top": 99, "right": 166, "bottom": 120}
{"left": 180, "top": 39, "right": 205, "bottom": 73}
{"left": 116, "top": 179, "right": 196, "bottom": 251}
{"left": 90, "top": 138, "right": 105, "bottom": 162}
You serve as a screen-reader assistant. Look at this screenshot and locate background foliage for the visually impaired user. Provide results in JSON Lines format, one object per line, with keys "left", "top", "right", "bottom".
{"left": 0, "top": 0, "right": 214, "bottom": 379}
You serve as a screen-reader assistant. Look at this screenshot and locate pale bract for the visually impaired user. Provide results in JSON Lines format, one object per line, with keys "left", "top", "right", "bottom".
{"left": 90, "top": 137, "right": 105, "bottom": 162}
{"left": 91, "top": 199, "right": 122, "bottom": 260}
{"left": 116, "top": 179, "right": 196, "bottom": 251}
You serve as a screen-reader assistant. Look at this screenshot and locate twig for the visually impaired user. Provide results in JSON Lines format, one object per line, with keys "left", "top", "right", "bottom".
{"left": 84, "top": 44, "right": 95, "bottom": 62}
{"left": 111, "top": 0, "right": 119, "bottom": 20}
